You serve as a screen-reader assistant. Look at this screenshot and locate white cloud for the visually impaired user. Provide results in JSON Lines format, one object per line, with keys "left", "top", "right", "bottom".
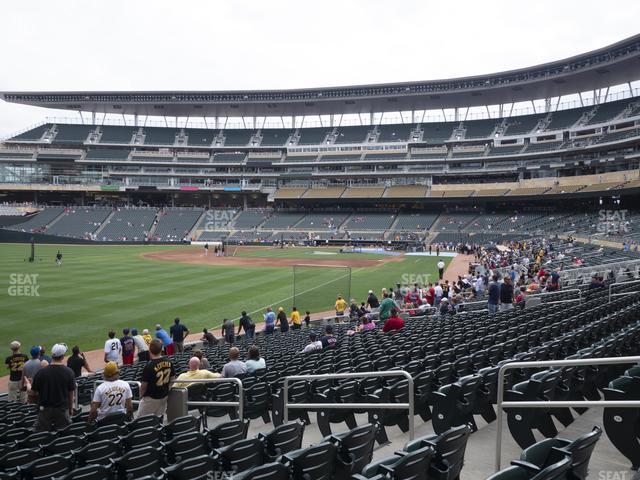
{"left": 1, "top": 0, "right": 639, "bottom": 136}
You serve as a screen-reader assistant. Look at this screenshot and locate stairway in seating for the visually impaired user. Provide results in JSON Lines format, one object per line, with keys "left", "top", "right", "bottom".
{"left": 93, "top": 210, "right": 115, "bottom": 239}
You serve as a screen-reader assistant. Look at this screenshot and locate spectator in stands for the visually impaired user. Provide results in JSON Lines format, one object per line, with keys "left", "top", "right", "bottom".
{"left": 301, "top": 332, "right": 322, "bottom": 353}
{"left": 487, "top": 275, "right": 500, "bottom": 314}
{"left": 264, "top": 307, "right": 276, "bottom": 334}
{"left": 88, "top": 362, "right": 133, "bottom": 423}
{"left": 378, "top": 292, "right": 395, "bottom": 322}
{"left": 500, "top": 276, "right": 514, "bottom": 311}
{"left": 366, "top": 290, "right": 380, "bottom": 309}
{"left": 221, "top": 347, "right": 247, "bottom": 378}
{"left": 104, "top": 330, "right": 122, "bottom": 364}
{"left": 276, "top": 307, "right": 290, "bottom": 333}
{"left": 304, "top": 311, "right": 311, "bottom": 328}
{"left": 291, "top": 307, "right": 302, "bottom": 330}
{"left": 120, "top": 328, "right": 135, "bottom": 366}
{"left": 382, "top": 308, "right": 405, "bottom": 332}
{"left": 155, "top": 324, "right": 174, "bottom": 355}
{"left": 67, "top": 346, "right": 93, "bottom": 378}
{"left": 170, "top": 317, "right": 190, "bottom": 353}
{"left": 357, "top": 315, "right": 376, "bottom": 332}
{"left": 589, "top": 275, "right": 605, "bottom": 290}
{"left": 320, "top": 324, "right": 337, "bottom": 349}
{"left": 238, "top": 311, "right": 256, "bottom": 340}
{"left": 132, "top": 328, "right": 149, "bottom": 362}
{"left": 434, "top": 282, "right": 443, "bottom": 307}
{"left": 138, "top": 339, "right": 175, "bottom": 417}
{"left": 335, "top": 295, "right": 347, "bottom": 317}
{"left": 221, "top": 318, "right": 235, "bottom": 344}
{"left": 201, "top": 328, "right": 216, "bottom": 346}
{"left": 23, "top": 345, "right": 47, "bottom": 383}
{"left": 173, "top": 357, "right": 220, "bottom": 388}
{"left": 192, "top": 349, "right": 210, "bottom": 369}
{"left": 515, "top": 287, "right": 528, "bottom": 309}
{"left": 245, "top": 346, "right": 266, "bottom": 374}
{"left": 39, "top": 346, "right": 52, "bottom": 364}
{"left": 438, "top": 298, "right": 453, "bottom": 316}
{"left": 142, "top": 328, "right": 153, "bottom": 346}
{"left": 5, "top": 341, "right": 28, "bottom": 403}
{"left": 27, "top": 344, "right": 76, "bottom": 431}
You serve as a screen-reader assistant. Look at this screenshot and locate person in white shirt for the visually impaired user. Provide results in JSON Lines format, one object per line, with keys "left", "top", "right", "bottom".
{"left": 434, "top": 283, "right": 443, "bottom": 306}
{"left": 437, "top": 260, "right": 445, "bottom": 280}
{"left": 301, "top": 332, "right": 323, "bottom": 353}
{"left": 103, "top": 331, "right": 122, "bottom": 364}
{"left": 88, "top": 362, "right": 133, "bottom": 423}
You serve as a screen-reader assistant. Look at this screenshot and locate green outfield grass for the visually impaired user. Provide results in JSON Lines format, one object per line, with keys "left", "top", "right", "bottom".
{"left": 0, "top": 243, "right": 449, "bottom": 375}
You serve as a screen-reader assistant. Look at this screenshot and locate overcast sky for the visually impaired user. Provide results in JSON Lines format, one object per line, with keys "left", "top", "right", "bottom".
{"left": 1, "top": 0, "right": 639, "bottom": 136}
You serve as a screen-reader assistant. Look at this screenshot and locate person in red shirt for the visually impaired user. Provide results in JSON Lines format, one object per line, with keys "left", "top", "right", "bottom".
{"left": 382, "top": 309, "right": 405, "bottom": 333}
{"left": 425, "top": 283, "right": 435, "bottom": 306}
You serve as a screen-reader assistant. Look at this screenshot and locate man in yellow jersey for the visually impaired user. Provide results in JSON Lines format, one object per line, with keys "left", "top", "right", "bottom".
{"left": 335, "top": 295, "right": 347, "bottom": 318}
{"left": 290, "top": 307, "right": 301, "bottom": 330}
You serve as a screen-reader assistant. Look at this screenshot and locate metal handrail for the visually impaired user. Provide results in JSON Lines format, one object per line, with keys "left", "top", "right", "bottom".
{"left": 170, "top": 377, "right": 244, "bottom": 419}
{"left": 495, "top": 355, "right": 640, "bottom": 471}
{"left": 283, "top": 370, "right": 415, "bottom": 440}
{"left": 608, "top": 278, "right": 640, "bottom": 303}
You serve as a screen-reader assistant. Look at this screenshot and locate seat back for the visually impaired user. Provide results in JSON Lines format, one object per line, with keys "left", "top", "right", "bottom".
{"left": 381, "top": 445, "right": 434, "bottom": 480}
{"left": 215, "top": 437, "right": 264, "bottom": 474}
{"left": 56, "top": 464, "right": 112, "bottom": 480}
{"left": 120, "top": 425, "right": 162, "bottom": 449}
{"left": 18, "top": 454, "right": 72, "bottom": 480}
{"left": 164, "top": 415, "right": 200, "bottom": 440}
{"left": 42, "top": 435, "right": 86, "bottom": 456}
{"left": 283, "top": 441, "right": 337, "bottom": 480}
{"left": 163, "top": 454, "right": 219, "bottom": 480}
{"left": 74, "top": 439, "right": 120, "bottom": 467}
{"left": 164, "top": 431, "right": 210, "bottom": 464}
{"left": 208, "top": 418, "right": 250, "bottom": 448}
{"left": 563, "top": 426, "right": 603, "bottom": 479}
{"left": 114, "top": 445, "right": 162, "bottom": 479}
{"left": 531, "top": 456, "right": 572, "bottom": 480}
{"left": 233, "top": 462, "right": 291, "bottom": 480}
{"left": 126, "top": 414, "right": 162, "bottom": 432}
{"left": 332, "top": 423, "right": 376, "bottom": 475}
{"left": 430, "top": 424, "right": 471, "bottom": 480}
{"left": 259, "top": 421, "right": 305, "bottom": 460}
{"left": 0, "top": 448, "right": 40, "bottom": 471}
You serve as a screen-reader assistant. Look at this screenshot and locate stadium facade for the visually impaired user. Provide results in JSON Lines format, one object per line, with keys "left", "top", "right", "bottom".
{"left": 0, "top": 35, "right": 639, "bottom": 244}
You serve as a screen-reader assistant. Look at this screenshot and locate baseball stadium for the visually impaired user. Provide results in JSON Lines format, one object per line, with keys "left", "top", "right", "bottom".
{"left": 1, "top": 7, "right": 640, "bottom": 480}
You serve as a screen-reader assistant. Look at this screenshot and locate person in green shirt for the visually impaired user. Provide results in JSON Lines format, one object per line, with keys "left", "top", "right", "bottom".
{"left": 378, "top": 292, "right": 396, "bottom": 322}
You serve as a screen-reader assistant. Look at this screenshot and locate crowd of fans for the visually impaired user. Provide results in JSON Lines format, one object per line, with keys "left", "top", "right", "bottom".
{"left": 5, "top": 235, "right": 620, "bottom": 433}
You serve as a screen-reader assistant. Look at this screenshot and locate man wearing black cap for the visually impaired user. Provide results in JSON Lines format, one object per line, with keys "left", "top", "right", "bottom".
{"left": 27, "top": 343, "right": 76, "bottom": 431}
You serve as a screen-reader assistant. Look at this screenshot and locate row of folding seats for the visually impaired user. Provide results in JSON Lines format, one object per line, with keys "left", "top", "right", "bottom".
{"left": 602, "top": 365, "right": 640, "bottom": 469}
{"left": 488, "top": 426, "right": 603, "bottom": 480}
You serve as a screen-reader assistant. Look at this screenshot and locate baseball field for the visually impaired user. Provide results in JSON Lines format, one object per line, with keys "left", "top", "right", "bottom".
{"left": 0, "top": 243, "right": 450, "bottom": 375}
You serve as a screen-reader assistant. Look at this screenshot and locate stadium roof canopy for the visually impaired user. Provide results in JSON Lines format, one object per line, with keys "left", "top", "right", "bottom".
{"left": 3, "top": 34, "right": 640, "bottom": 118}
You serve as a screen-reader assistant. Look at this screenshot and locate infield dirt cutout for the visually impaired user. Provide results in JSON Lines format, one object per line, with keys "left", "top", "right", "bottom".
{"left": 142, "top": 246, "right": 405, "bottom": 268}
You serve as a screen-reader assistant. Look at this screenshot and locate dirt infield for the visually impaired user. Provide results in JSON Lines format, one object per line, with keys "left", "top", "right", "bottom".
{"left": 143, "top": 246, "right": 404, "bottom": 268}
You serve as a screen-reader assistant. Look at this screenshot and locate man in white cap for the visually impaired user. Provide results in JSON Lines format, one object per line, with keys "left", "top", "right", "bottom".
{"left": 5, "top": 341, "right": 28, "bottom": 403}
{"left": 27, "top": 343, "right": 76, "bottom": 431}
{"left": 88, "top": 361, "right": 133, "bottom": 423}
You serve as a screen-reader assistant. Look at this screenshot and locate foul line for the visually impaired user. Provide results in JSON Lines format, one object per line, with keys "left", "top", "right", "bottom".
{"left": 212, "top": 268, "right": 363, "bottom": 327}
